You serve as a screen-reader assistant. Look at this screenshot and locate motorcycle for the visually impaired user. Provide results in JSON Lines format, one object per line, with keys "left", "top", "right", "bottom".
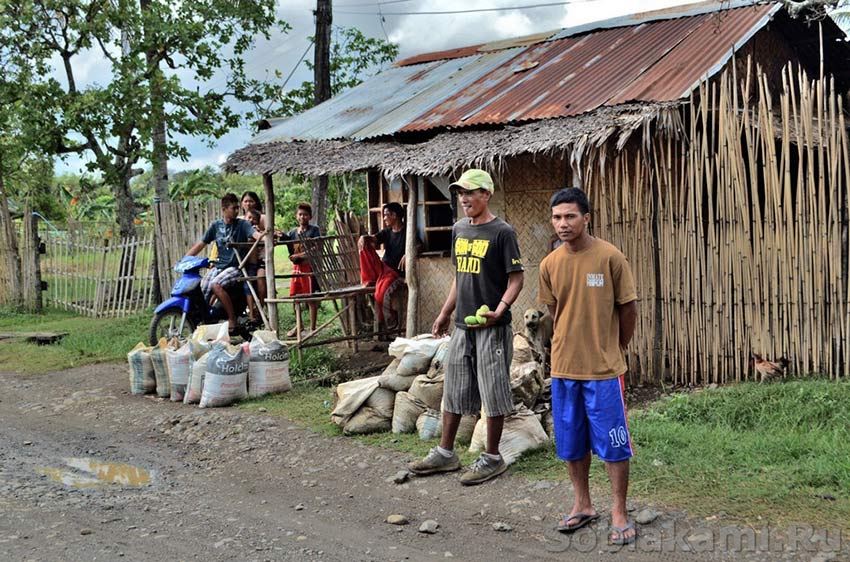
{"left": 149, "top": 255, "right": 248, "bottom": 345}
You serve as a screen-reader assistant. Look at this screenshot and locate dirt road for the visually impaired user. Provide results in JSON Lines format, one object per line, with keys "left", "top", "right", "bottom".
{"left": 0, "top": 364, "right": 842, "bottom": 562}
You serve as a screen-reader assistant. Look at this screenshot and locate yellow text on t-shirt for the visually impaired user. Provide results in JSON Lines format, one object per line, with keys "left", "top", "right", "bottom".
{"left": 455, "top": 237, "right": 491, "bottom": 275}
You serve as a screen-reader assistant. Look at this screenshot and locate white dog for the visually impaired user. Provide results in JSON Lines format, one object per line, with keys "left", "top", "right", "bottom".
{"left": 523, "top": 308, "right": 553, "bottom": 365}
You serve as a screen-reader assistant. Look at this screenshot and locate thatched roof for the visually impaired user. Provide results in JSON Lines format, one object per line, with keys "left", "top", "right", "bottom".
{"left": 224, "top": 102, "right": 685, "bottom": 178}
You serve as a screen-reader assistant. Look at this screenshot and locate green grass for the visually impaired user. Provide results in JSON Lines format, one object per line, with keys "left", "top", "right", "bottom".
{"left": 0, "top": 307, "right": 152, "bottom": 374}
{"left": 241, "top": 377, "right": 850, "bottom": 530}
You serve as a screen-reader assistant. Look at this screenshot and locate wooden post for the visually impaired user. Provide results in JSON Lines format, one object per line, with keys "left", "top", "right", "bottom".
{"left": 405, "top": 176, "right": 419, "bottom": 336}
{"left": 27, "top": 212, "right": 43, "bottom": 312}
{"left": 263, "top": 173, "right": 278, "bottom": 333}
{"left": 311, "top": 0, "right": 333, "bottom": 232}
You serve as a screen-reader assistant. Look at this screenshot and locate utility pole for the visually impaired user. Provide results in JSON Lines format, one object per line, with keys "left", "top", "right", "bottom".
{"left": 312, "top": 0, "right": 332, "bottom": 233}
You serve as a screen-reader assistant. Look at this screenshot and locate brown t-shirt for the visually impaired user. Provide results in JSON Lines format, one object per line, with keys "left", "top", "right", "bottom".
{"left": 538, "top": 238, "right": 637, "bottom": 381}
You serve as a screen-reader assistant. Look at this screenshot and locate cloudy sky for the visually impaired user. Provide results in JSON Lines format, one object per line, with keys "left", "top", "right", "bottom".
{"left": 56, "top": 0, "right": 701, "bottom": 176}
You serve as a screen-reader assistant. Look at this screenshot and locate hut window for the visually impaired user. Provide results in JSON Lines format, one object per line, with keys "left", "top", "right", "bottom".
{"left": 417, "top": 176, "right": 454, "bottom": 255}
{"left": 367, "top": 172, "right": 454, "bottom": 256}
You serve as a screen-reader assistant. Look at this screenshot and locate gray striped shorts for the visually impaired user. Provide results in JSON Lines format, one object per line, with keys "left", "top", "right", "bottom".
{"left": 442, "top": 323, "right": 515, "bottom": 418}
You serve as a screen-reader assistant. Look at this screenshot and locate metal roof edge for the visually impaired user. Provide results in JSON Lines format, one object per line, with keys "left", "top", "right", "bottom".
{"left": 678, "top": 2, "right": 782, "bottom": 98}
{"left": 551, "top": 1, "right": 778, "bottom": 40}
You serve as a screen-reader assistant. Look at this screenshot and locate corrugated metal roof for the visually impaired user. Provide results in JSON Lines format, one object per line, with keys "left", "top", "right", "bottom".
{"left": 251, "top": 1, "right": 783, "bottom": 144}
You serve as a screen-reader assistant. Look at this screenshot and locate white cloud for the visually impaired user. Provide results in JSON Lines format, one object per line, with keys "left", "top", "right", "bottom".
{"left": 55, "top": 0, "right": 701, "bottom": 176}
{"left": 560, "top": 0, "right": 692, "bottom": 26}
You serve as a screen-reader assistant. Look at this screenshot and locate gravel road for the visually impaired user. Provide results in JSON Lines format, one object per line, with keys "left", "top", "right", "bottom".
{"left": 0, "top": 364, "right": 843, "bottom": 562}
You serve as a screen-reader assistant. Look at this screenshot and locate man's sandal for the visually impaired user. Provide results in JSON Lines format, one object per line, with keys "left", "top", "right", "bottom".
{"left": 608, "top": 522, "right": 636, "bottom": 545}
{"left": 556, "top": 512, "right": 599, "bottom": 533}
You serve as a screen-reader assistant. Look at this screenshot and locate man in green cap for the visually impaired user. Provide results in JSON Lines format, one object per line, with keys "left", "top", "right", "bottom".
{"left": 408, "top": 168, "right": 524, "bottom": 485}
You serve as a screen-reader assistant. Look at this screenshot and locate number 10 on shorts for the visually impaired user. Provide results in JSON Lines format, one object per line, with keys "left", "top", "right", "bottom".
{"left": 608, "top": 426, "right": 628, "bottom": 448}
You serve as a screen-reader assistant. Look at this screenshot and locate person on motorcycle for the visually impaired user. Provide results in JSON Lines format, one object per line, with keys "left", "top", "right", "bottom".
{"left": 186, "top": 193, "right": 262, "bottom": 337}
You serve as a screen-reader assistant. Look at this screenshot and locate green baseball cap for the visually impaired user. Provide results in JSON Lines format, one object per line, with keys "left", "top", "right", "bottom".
{"left": 449, "top": 169, "right": 494, "bottom": 193}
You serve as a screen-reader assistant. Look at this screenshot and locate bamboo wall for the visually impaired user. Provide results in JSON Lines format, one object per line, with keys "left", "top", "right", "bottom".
{"left": 671, "top": 64, "right": 844, "bottom": 382}
{"left": 586, "top": 63, "right": 849, "bottom": 383}
{"left": 413, "top": 64, "right": 848, "bottom": 383}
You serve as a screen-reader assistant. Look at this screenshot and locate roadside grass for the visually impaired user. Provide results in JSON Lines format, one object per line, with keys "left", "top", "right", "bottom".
{"left": 0, "top": 306, "right": 151, "bottom": 374}
{"left": 241, "top": 377, "right": 850, "bottom": 530}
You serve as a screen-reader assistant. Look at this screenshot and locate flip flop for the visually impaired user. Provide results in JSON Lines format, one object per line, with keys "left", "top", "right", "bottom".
{"left": 556, "top": 512, "right": 599, "bottom": 533}
{"left": 608, "top": 522, "right": 636, "bottom": 545}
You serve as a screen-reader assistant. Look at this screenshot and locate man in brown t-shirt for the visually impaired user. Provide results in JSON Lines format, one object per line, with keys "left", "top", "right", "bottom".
{"left": 538, "top": 187, "right": 638, "bottom": 545}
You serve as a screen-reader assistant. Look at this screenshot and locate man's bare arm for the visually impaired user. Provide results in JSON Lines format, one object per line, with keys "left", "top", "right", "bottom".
{"left": 617, "top": 300, "right": 638, "bottom": 348}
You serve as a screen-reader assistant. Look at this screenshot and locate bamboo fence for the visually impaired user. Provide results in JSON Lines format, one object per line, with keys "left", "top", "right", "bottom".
{"left": 153, "top": 199, "right": 219, "bottom": 294}
{"left": 40, "top": 230, "right": 156, "bottom": 317}
{"left": 584, "top": 61, "right": 848, "bottom": 383}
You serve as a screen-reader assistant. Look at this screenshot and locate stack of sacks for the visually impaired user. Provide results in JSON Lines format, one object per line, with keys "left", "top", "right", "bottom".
{"left": 508, "top": 331, "right": 557, "bottom": 440}
{"left": 388, "top": 337, "right": 476, "bottom": 442}
{"left": 333, "top": 334, "right": 449, "bottom": 436}
{"left": 330, "top": 376, "right": 391, "bottom": 435}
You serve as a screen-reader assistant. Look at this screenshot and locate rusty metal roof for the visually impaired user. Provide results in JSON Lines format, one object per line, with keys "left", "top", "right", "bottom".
{"left": 250, "top": 1, "right": 783, "bottom": 144}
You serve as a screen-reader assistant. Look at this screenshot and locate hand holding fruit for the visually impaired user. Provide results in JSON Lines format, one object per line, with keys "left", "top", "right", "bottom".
{"left": 464, "top": 304, "right": 498, "bottom": 328}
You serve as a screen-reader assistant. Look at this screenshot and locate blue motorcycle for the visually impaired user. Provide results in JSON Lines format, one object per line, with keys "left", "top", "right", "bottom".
{"left": 148, "top": 256, "right": 248, "bottom": 345}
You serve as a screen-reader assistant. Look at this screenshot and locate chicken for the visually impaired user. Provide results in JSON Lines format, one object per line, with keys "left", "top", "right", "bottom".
{"left": 751, "top": 353, "right": 790, "bottom": 383}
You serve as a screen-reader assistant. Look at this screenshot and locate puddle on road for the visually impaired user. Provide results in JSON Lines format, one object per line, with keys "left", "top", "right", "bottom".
{"left": 39, "top": 458, "right": 152, "bottom": 488}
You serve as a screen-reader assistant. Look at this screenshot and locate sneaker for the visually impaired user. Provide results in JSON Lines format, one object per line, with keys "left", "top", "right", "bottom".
{"left": 459, "top": 453, "right": 508, "bottom": 486}
{"left": 408, "top": 447, "right": 461, "bottom": 475}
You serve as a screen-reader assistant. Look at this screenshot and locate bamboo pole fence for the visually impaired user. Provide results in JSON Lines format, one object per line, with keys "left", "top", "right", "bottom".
{"left": 153, "top": 199, "right": 219, "bottom": 295}
{"left": 40, "top": 227, "right": 155, "bottom": 318}
{"left": 584, "top": 61, "right": 848, "bottom": 383}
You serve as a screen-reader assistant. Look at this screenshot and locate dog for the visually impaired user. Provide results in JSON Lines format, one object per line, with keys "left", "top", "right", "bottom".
{"left": 523, "top": 308, "right": 553, "bottom": 365}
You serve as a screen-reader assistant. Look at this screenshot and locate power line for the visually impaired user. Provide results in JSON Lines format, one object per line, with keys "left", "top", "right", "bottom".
{"left": 337, "top": 0, "right": 601, "bottom": 16}
{"left": 279, "top": 39, "right": 315, "bottom": 92}
{"left": 336, "top": 0, "right": 416, "bottom": 7}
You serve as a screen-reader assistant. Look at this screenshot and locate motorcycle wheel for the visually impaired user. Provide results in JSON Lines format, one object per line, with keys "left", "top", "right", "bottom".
{"left": 149, "top": 308, "right": 196, "bottom": 346}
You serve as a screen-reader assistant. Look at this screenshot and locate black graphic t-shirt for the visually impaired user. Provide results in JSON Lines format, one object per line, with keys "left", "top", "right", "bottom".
{"left": 451, "top": 217, "right": 524, "bottom": 327}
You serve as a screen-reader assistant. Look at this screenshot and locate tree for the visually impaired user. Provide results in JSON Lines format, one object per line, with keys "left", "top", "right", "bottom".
{"left": 262, "top": 27, "right": 399, "bottom": 119}
{"left": 1, "top": 0, "right": 287, "bottom": 239}
{"left": 827, "top": 0, "right": 850, "bottom": 24}
{"left": 0, "top": 21, "right": 57, "bottom": 308}
{"left": 784, "top": 0, "right": 840, "bottom": 18}
{"left": 249, "top": 26, "right": 398, "bottom": 231}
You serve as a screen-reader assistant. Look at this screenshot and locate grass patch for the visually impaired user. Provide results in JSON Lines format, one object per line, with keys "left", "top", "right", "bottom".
{"left": 241, "top": 377, "right": 850, "bottom": 530}
{"left": 628, "top": 378, "right": 850, "bottom": 528}
{"left": 0, "top": 306, "right": 151, "bottom": 374}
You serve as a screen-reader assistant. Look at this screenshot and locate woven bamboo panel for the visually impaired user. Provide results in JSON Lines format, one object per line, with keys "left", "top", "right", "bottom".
{"left": 416, "top": 256, "right": 455, "bottom": 333}
{"left": 505, "top": 189, "right": 555, "bottom": 268}
{"left": 498, "top": 153, "right": 568, "bottom": 193}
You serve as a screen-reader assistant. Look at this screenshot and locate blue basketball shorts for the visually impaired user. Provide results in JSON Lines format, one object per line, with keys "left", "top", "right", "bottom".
{"left": 551, "top": 375, "right": 634, "bottom": 463}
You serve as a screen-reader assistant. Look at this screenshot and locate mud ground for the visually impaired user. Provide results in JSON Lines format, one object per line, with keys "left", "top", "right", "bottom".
{"left": 0, "top": 364, "right": 843, "bottom": 562}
